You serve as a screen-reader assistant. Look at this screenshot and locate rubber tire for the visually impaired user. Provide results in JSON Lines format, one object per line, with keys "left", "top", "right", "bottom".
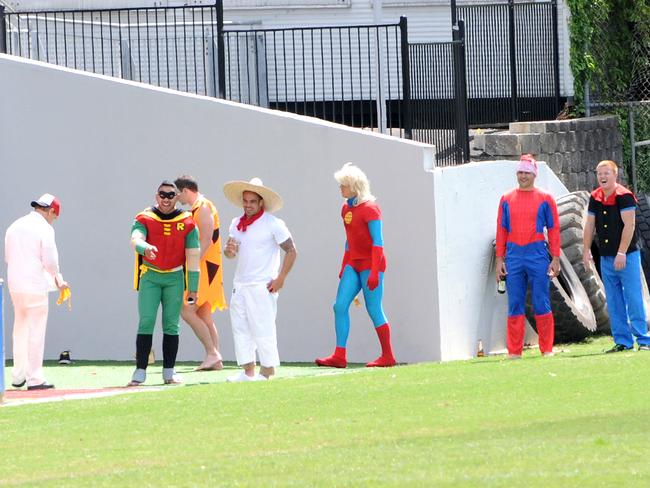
{"left": 632, "top": 193, "right": 650, "bottom": 328}
{"left": 525, "top": 249, "right": 597, "bottom": 343}
{"left": 635, "top": 193, "right": 650, "bottom": 285}
{"left": 556, "top": 191, "right": 610, "bottom": 333}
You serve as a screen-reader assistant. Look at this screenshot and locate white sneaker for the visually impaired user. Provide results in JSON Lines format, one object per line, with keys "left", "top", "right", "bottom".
{"left": 226, "top": 371, "right": 255, "bottom": 383}
{"left": 253, "top": 374, "right": 268, "bottom": 381}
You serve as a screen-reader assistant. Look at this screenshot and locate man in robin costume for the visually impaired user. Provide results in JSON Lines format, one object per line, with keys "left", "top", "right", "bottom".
{"left": 175, "top": 175, "right": 227, "bottom": 371}
{"left": 128, "top": 180, "right": 200, "bottom": 386}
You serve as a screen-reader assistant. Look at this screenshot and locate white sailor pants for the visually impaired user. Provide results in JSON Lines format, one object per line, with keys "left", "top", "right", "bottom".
{"left": 229, "top": 283, "right": 280, "bottom": 368}
{"left": 10, "top": 292, "right": 49, "bottom": 387}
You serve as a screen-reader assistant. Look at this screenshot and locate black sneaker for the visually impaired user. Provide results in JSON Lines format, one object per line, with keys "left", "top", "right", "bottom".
{"left": 27, "top": 383, "right": 55, "bottom": 391}
{"left": 11, "top": 380, "right": 26, "bottom": 388}
{"left": 638, "top": 344, "right": 650, "bottom": 351}
{"left": 604, "top": 344, "right": 632, "bottom": 353}
{"left": 58, "top": 350, "right": 73, "bottom": 365}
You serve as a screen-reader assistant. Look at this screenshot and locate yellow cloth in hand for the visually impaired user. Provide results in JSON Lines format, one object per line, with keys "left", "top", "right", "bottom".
{"left": 57, "top": 287, "right": 72, "bottom": 310}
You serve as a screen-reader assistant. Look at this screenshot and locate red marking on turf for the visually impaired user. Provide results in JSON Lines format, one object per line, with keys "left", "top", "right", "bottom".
{"left": 1, "top": 386, "right": 156, "bottom": 406}
{"left": 4, "top": 387, "right": 127, "bottom": 399}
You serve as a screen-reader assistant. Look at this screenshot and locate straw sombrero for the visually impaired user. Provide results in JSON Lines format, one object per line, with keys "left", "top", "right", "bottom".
{"left": 223, "top": 177, "right": 283, "bottom": 213}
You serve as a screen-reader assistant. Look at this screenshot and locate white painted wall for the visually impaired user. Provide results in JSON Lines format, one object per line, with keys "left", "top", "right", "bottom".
{"left": 0, "top": 54, "right": 441, "bottom": 363}
{"left": 0, "top": 55, "right": 569, "bottom": 365}
{"left": 432, "top": 160, "right": 569, "bottom": 359}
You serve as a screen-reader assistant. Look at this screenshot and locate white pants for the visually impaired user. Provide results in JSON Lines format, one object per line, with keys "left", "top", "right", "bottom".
{"left": 10, "top": 292, "right": 49, "bottom": 387}
{"left": 229, "top": 283, "right": 280, "bottom": 368}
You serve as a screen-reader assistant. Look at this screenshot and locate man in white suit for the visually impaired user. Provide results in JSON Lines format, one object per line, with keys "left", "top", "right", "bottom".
{"left": 5, "top": 193, "right": 69, "bottom": 390}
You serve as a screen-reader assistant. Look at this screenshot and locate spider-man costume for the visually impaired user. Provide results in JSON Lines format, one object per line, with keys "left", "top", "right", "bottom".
{"left": 316, "top": 198, "right": 396, "bottom": 368}
{"left": 496, "top": 188, "right": 560, "bottom": 355}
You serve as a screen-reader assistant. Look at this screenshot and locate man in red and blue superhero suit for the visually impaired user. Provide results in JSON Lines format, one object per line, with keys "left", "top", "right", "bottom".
{"left": 495, "top": 155, "right": 561, "bottom": 358}
{"left": 316, "top": 163, "right": 396, "bottom": 368}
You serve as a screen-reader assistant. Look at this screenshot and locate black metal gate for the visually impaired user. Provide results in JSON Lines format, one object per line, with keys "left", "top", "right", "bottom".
{"left": 222, "top": 19, "right": 411, "bottom": 139}
{"left": 408, "top": 22, "right": 469, "bottom": 166}
{"left": 458, "top": 0, "right": 561, "bottom": 126}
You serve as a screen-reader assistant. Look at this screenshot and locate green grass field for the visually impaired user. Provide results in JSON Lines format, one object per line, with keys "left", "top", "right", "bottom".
{"left": 2, "top": 336, "right": 649, "bottom": 487}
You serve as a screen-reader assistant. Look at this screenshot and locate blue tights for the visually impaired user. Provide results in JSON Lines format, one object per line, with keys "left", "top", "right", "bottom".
{"left": 334, "top": 266, "right": 388, "bottom": 348}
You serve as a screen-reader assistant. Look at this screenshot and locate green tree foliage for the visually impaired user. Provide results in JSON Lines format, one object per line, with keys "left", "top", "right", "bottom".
{"left": 567, "top": 0, "right": 650, "bottom": 190}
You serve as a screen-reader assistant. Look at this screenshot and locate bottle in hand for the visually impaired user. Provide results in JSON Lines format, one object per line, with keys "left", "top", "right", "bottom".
{"left": 497, "top": 278, "right": 506, "bottom": 294}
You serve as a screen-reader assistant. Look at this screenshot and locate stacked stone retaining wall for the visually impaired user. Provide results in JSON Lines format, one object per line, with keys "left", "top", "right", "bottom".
{"left": 472, "top": 115, "right": 624, "bottom": 191}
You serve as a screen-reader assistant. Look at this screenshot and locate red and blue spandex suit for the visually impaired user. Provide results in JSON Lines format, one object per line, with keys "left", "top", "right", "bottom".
{"left": 496, "top": 188, "right": 560, "bottom": 355}
{"left": 316, "top": 198, "right": 396, "bottom": 368}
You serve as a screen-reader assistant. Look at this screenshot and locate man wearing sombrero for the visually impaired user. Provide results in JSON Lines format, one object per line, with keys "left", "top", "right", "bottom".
{"left": 223, "top": 178, "right": 297, "bottom": 382}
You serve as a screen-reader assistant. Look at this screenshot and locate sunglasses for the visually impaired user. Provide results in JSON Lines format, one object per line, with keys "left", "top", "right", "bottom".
{"left": 158, "top": 191, "right": 177, "bottom": 200}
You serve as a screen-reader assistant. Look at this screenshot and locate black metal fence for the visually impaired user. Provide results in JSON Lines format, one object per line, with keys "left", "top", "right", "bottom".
{"left": 0, "top": 2, "right": 489, "bottom": 165}
{"left": 458, "top": 0, "right": 561, "bottom": 126}
{"left": 1, "top": 0, "right": 568, "bottom": 165}
{"left": 222, "top": 19, "right": 411, "bottom": 138}
{"left": 1, "top": 4, "right": 224, "bottom": 97}
{"left": 408, "top": 26, "right": 469, "bottom": 165}
{"left": 0, "top": 3, "right": 411, "bottom": 139}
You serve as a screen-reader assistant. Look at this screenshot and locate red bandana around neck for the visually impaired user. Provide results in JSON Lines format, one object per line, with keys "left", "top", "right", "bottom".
{"left": 237, "top": 208, "right": 264, "bottom": 232}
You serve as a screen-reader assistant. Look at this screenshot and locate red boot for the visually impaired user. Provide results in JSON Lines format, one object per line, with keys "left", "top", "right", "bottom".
{"left": 366, "top": 355, "right": 397, "bottom": 367}
{"left": 366, "top": 323, "right": 397, "bottom": 367}
{"left": 535, "top": 313, "right": 555, "bottom": 355}
{"left": 315, "top": 347, "right": 347, "bottom": 368}
{"left": 507, "top": 315, "right": 525, "bottom": 357}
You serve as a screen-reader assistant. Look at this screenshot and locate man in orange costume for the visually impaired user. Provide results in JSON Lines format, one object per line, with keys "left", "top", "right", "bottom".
{"left": 175, "top": 175, "right": 227, "bottom": 370}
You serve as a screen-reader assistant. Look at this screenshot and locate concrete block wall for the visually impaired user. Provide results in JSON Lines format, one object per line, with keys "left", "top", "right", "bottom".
{"left": 472, "top": 116, "right": 624, "bottom": 191}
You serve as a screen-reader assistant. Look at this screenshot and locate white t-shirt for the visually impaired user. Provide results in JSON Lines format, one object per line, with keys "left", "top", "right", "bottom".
{"left": 229, "top": 212, "right": 292, "bottom": 286}
{"left": 5, "top": 211, "right": 62, "bottom": 294}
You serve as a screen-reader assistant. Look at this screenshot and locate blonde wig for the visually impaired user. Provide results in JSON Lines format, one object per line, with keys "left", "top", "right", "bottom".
{"left": 334, "top": 162, "right": 376, "bottom": 203}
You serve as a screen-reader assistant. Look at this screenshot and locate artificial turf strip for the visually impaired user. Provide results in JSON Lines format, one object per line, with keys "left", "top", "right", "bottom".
{"left": 1, "top": 336, "right": 649, "bottom": 487}
{"left": 2, "top": 361, "right": 360, "bottom": 390}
